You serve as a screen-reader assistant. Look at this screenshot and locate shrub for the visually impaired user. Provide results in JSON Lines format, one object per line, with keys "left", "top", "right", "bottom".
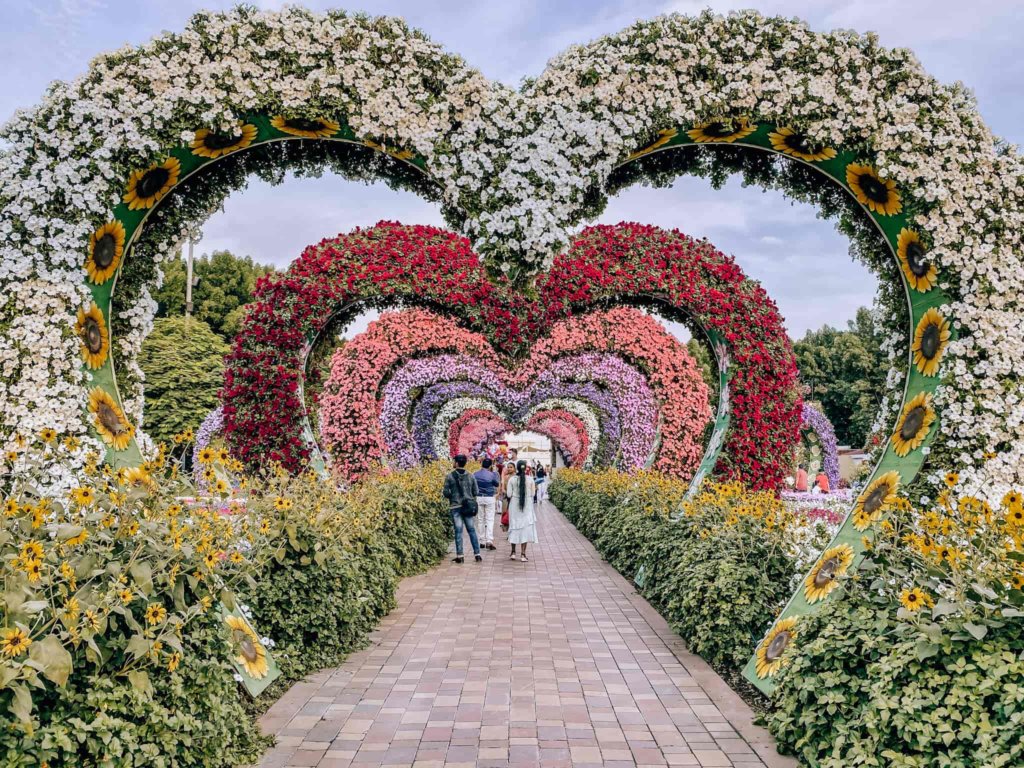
{"left": 551, "top": 469, "right": 800, "bottom": 671}
{"left": 0, "top": 435, "right": 265, "bottom": 767}
{"left": 768, "top": 485, "right": 1024, "bottom": 766}
{"left": 139, "top": 316, "right": 229, "bottom": 444}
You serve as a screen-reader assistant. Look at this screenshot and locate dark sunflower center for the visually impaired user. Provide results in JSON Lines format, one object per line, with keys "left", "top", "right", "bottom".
{"left": 785, "top": 133, "right": 819, "bottom": 154}
{"left": 239, "top": 635, "right": 258, "bottom": 662}
{"left": 920, "top": 324, "right": 941, "bottom": 359}
{"left": 900, "top": 406, "right": 927, "bottom": 440}
{"left": 93, "top": 234, "right": 117, "bottom": 268}
{"left": 813, "top": 557, "right": 839, "bottom": 587}
{"left": 84, "top": 318, "right": 103, "bottom": 353}
{"left": 862, "top": 484, "right": 889, "bottom": 515}
{"left": 765, "top": 630, "right": 791, "bottom": 661}
{"left": 203, "top": 130, "right": 243, "bottom": 150}
{"left": 703, "top": 122, "right": 736, "bottom": 138}
{"left": 905, "top": 241, "right": 930, "bottom": 276}
{"left": 907, "top": 593, "right": 919, "bottom": 603}
{"left": 97, "top": 403, "right": 127, "bottom": 435}
{"left": 857, "top": 172, "right": 890, "bottom": 203}
{"left": 136, "top": 167, "right": 170, "bottom": 199}
{"left": 286, "top": 118, "right": 327, "bottom": 133}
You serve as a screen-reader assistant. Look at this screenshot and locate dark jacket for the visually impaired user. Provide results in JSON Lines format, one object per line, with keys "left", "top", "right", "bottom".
{"left": 443, "top": 468, "right": 478, "bottom": 510}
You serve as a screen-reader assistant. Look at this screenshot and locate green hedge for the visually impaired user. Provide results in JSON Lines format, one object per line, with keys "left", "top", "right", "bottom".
{"left": 550, "top": 469, "right": 797, "bottom": 673}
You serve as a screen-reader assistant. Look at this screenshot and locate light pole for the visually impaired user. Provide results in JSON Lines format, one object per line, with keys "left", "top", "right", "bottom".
{"left": 185, "top": 238, "right": 194, "bottom": 317}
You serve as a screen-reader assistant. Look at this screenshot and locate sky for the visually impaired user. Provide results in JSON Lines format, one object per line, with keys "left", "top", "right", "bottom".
{"left": 2, "top": 0, "right": 1021, "bottom": 338}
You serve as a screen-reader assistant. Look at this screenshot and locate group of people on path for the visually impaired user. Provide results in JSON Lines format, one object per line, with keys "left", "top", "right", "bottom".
{"left": 793, "top": 464, "right": 831, "bottom": 493}
{"left": 442, "top": 452, "right": 548, "bottom": 563}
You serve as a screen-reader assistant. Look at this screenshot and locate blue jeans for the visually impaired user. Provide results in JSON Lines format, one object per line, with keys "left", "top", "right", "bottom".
{"left": 451, "top": 509, "right": 481, "bottom": 556}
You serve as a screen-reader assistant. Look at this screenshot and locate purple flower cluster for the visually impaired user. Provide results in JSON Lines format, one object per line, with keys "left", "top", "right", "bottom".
{"left": 801, "top": 403, "right": 841, "bottom": 490}
{"left": 376, "top": 352, "right": 658, "bottom": 470}
{"left": 192, "top": 406, "right": 224, "bottom": 490}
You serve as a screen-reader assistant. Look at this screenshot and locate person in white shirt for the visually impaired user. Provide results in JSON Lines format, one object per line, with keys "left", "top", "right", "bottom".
{"left": 506, "top": 460, "right": 538, "bottom": 562}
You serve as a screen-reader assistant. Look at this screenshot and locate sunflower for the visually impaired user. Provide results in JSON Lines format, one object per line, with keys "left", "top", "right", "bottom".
{"left": 270, "top": 115, "right": 340, "bottom": 139}
{"left": 225, "top": 615, "right": 269, "bottom": 679}
{"left": 896, "top": 228, "right": 938, "bottom": 292}
{"left": 768, "top": 127, "right": 837, "bottom": 162}
{"left": 754, "top": 616, "right": 798, "bottom": 679}
{"left": 71, "top": 486, "right": 96, "bottom": 507}
{"left": 144, "top": 603, "right": 167, "bottom": 625}
{"left": 190, "top": 123, "right": 258, "bottom": 159}
{"left": 123, "top": 157, "right": 181, "bottom": 211}
{"left": 943, "top": 471, "right": 960, "bottom": 489}
{"left": 890, "top": 392, "right": 935, "bottom": 457}
{"left": 626, "top": 128, "right": 679, "bottom": 161}
{"left": 912, "top": 308, "right": 950, "bottom": 377}
{"left": 804, "top": 543, "right": 855, "bottom": 604}
{"left": 852, "top": 471, "right": 900, "bottom": 531}
{"left": 687, "top": 118, "right": 757, "bottom": 144}
{"left": 1003, "top": 490, "right": 1023, "bottom": 512}
{"left": 198, "top": 447, "right": 215, "bottom": 464}
{"left": 273, "top": 496, "right": 292, "bottom": 511}
{"left": 167, "top": 652, "right": 182, "bottom": 672}
{"left": 120, "top": 466, "right": 154, "bottom": 489}
{"left": 21, "top": 542, "right": 44, "bottom": 561}
{"left": 1, "top": 627, "right": 31, "bottom": 658}
{"left": 85, "top": 221, "right": 126, "bottom": 284}
{"left": 88, "top": 388, "right": 134, "bottom": 450}
{"left": 899, "top": 587, "right": 933, "bottom": 612}
{"left": 846, "top": 163, "right": 901, "bottom": 215}
{"left": 1006, "top": 507, "right": 1024, "bottom": 527}
{"left": 75, "top": 303, "right": 110, "bottom": 369}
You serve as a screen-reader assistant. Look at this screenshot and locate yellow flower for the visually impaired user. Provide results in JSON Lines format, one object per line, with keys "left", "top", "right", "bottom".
{"left": 70, "top": 486, "right": 96, "bottom": 507}
{"left": 626, "top": 128, "right": 679, "bottom": 161}
{"left": 270, "top": 115, "right": 340, "bottom": 139}
{"left": 1, "top": 627, "right": 31, "bottom": 658}
{"left": 4, "top": 451, "right": 17, "bottom": 465}
{"left": 912, "top": 308, "right": 951, "bottom": 377}
{"left": 224, "top": 615, "right": 269, "bottom": 679}
{"left": 1004, "top": 507, "right": 1024, "bottom": 528}
{"left": 21, "top": 541, "right": 44, "bottom": 561}
{"left": 768, "top": 127, "right": 837, "bottom": 162}
{"left": 686, "top": 118, "right": 756, "bottom": 144}
{"left": 119, "top": 589, "right": 134, "bottom": 604}
{"left": 273, "top": 497, "right": 293, "bottom": 511}
{"left": 38, "top": 427, "right": 58, "bottom": 444}
{"left": 120, "top": 466, "right": 154, "bottom": 489}
{"left": 899, "top": 587, "right": 933, "bottom": 612}
{"left": 4, "top": 498, "right": 19, "bottom": 516}
{"left": 121, "top": 520, "right": 139, "bottom": 537}
{"left": 754, "top": 616, "right": 798, "bottom": 679}
{"left": 144, "top": 603, "right": 167, "bottom": 625}
{"left": 846, "top": 163, "right": 901, "bottom": 215}
{"left": 85, "top": 220, "right": 126, "bottom": 284}
{"left": 83, "top": 610, "right": 102, "bottom": 632}
{"left": 890, "top": 392, "right": 935, "bottom": 457}
{"left": 189, "top": 123, "right": 257, "bottom": 159}
{"left": 24, "top": 559, "right": 43, "bottom": 583}
{"left": 258, "top": 518, "right": 272, "bottom": 535}
{"left": 203, "top": 551, "right": 219, "bottom": 570}
{"left": 75, "top": 303, "right": 110, "bottom": 369}
{"left": 167, "top": 652, "right": 182, "bottom": 672}
{"left": 123, "top": 157, "right": 180, "bottom": 210}
{"left": 88, "top": 388, "right": 134, "bottom": 450}
{"left": 198, "top": 447, "right": 215, "bottom": 464}
{"left": 804, "top": 544, "right": 855, "bottom": 604}
{"left": 213, "top": 479, "right": 228, "bottom": 494}
{"left": 1003, "top": 490, "right": 1023, "bottom": 513}
{"left": 62, "top": 436, "right": 80, "bottom": 452}
{"left": 943, "top": 471, "right": 960, "bottom": 489}
{"left": 852, "top": 471, "right": 900, "bottom": 531}
{"left": 896, "top": 228, "right": 937, "bottom": 292}
{"left": 229, "top": 551, "right": 244, "bottom": 564}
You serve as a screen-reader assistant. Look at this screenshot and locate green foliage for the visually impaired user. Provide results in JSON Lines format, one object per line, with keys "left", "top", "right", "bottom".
{"left": 0, "top": 438, "right": 266, "bottom": 767}
{"left": 240, "top": 464, "right": 451, "bottom": 679}
{"left": 139, "top": 316, "right": 228, "bottom": 444}
{"left": 793, "top": 306, "right": 887, "bottom": 448}
{"left": 551, "top": 469, "right": 797, "bottom": 672}
{"left": 768, "top": 596, "right": 1024, "bottom": 767}
{"left": 153, "top": 250, "right": 273, "bottom": 339}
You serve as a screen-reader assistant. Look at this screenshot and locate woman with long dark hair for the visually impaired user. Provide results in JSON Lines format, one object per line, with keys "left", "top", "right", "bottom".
{"left": 506, "top": 459, "right": 538, "bottom": 561}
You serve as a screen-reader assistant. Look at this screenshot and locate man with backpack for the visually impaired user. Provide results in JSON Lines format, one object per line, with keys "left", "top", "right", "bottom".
{"left": 443, "top": 454, "right": 482, "bottom": 563}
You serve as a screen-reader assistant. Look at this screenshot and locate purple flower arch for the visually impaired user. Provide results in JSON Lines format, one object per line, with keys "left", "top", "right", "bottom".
{"left": 801, "top": 403, "right": 841, "bottom": 490}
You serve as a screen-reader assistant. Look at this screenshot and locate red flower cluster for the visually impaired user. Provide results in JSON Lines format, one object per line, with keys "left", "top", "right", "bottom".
{"left": 224, "top": 221, "right": 799, "bottom": 489}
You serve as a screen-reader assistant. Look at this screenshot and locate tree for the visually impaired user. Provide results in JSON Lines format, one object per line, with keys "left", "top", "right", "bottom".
{"left": 139, "top": 316, "right": 229, "bottom": 444}
{"left": 793, "top": 306, "right": 886, "bottom": 449}
{"left": 154, "top": 250, "right": 273, "bottom": 339}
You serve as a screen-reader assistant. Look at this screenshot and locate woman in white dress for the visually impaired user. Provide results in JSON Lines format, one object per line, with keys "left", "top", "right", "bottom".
{"left": 506, "top": 460, "right": 538, "bottom": 562}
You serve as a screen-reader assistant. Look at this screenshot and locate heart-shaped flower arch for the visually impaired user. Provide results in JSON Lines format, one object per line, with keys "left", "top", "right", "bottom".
{"left": 2, "top": 6, "right": 1021, "bottom": 693}
{"left": 318, "top": 307, "right": 712, "bottom": 483}
{"left": 223, "top": 222, "right": 795, "bottom": 491}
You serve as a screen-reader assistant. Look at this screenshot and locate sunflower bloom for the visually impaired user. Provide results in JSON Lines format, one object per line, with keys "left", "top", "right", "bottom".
{"left": 846, "top": 163, "right": 901, "bottom": 215}
{"left": 189, "top": 123, "right": 257, "bottom": 159}
{"left": 852, "top": 471, "right": 900, "bottom": 531}
{"left": 804, "top": 544, "right": 855, "bottom": 603}
{"left": 270, "top": 115, "right": 340, "bottom": 139}
{"left": 75, "top": 303, "right": 110, "bottom": 369}
{"left": 225, "top": 615, "right": 269, "bottom": 679}
{"left": 897, "top": 228, "right": 938, "bottom": 292}
{"left": 912, "top": 308, "right": 950, "bottom": 377}
{"left": 768, "top": 127, "right": 837, "bottom": 162}
{"left": 124, "top": 157, "right": 181, "bottom": 210}
{"left": 144, "top": 603, "right": 167, "bottom": 625}
{"left": 86, "top": 221, "right": 126, "bottom": 284}
{"left": 1, "top": 627, "right": 31, "bottom": 658}
{"left": 899, "top": 587, "right": 933, "bottom": 612}
{"left": 687, "top": 118, "right": 757, "bottom": 144}
{"left": 890, "top": 392, "right": 935, "bottom": 457}
{"left": 755, "top": 616, "right": 798, "bottom": 679}
{"left": 88, "top": 388, "right": 135, "bottom": 451}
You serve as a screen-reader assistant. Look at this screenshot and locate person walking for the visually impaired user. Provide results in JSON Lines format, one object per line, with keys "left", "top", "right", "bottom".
{"left": 442, "top": 454, "right": 481, "bottom": 563}
{"left": 506, "top": 460, "right": 538, "bottom": 562}
{"left": 795, "top": 465, "right": 809, "bottom": 492}
{"left": 535, "top": 464, "right": 547, "bottom": 503}
{"left": 473, "top": 458, "right": 501, "bottom": 550}
{"left": 499, "top": 461, "right": 515, "bottom": 533}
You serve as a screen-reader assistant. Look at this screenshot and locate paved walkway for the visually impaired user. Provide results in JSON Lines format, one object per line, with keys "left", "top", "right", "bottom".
{"left": 256, "top": 502, "right": 795, "bottom": 768}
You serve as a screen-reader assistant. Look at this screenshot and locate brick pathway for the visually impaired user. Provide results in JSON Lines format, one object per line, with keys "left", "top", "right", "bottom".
{"left": 256, "top": 502, "right": 795, "bottom": 768}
